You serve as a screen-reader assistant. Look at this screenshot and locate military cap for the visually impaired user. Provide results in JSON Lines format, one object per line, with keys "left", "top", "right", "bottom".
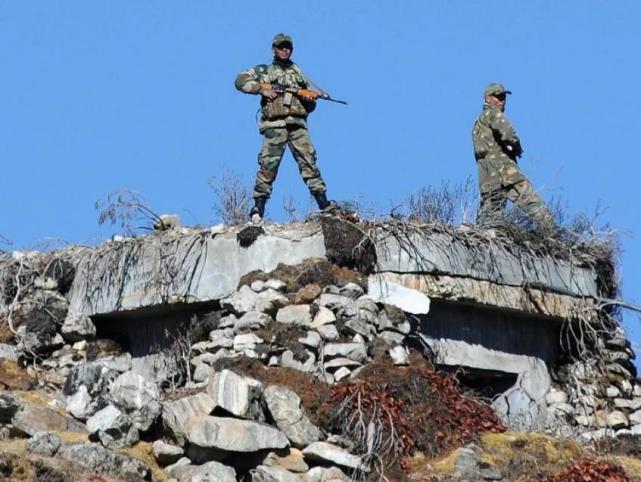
{"left": 484, "top": 82, "right": 512, "bottom": 97}
{"left": 272, "top": 33, "right": 293, "bottom": 47}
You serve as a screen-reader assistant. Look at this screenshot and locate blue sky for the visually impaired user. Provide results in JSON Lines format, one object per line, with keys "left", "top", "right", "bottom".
{"left": 1, "top": 1, "right": 639, "bottom": 362}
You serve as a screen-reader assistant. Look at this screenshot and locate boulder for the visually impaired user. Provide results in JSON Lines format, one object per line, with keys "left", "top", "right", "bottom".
{"left": 316, "top": 324, "right": 339, "bottom": 341}
{"left": 110, "top": 371, "right": 161, "bottom": 431}
{"left": 61, "top": 312, "right": 96, "bottom": 342}
{"left": 13, "top": 399, "right": 86, "bottom": 436}
{"left": 208, "top": 369, "right": 264, "bottom": 420}
{"left": 310, "top": 307, "right": 336, "bottom": 328}
{"left": 317, "top": 294, "right": 358, "bottom": 319}
{"left": 152, "top": 440, "right": 184, "bottom": 466}
{"left": 281, "top": 350, "right": 316, "bottom": 373}
{"left": 170, "top": 460, "right": 236, "bottom": 482}
{"left": 323, "top": 343, "right": 367, "bottom": 363}
{"left": 236, "top": 311, "right": 272, "bottom": 332}
{"left": 250, "top": 465, "right": 300, "bottom": 482}
{"left": 234, "top": 333, "right": 265, "bottom": 351}
{"left": 262, "top": 448, "right": 309, "bottom": 473}
{"left": 263, "top": 385, "right": 323, "bottom": 447}
{"left": 302, "top": 441, "right": 363, "bottom": 471}
{"left": 86, "top": 404, "right": 139, "bottom": 448}
{"left": 162, "top": 393, "right": 216, "bottom": 445}
{"left": 185, "top": 415, "right": 289, "bottom": 453}
{"left": 276, "top": 305, "right": 312, "bottom": 326}
{"left": 26, "top": 431, "right": 62, "bottom": 457}
{"left": 389, "top": 345, "right": 409, "bottom": 366}
{"left": 60, "top": 443, "right": 151, "bottom": 481}
{"left": 304, "top": 466, "right": 350, "bottom": 481}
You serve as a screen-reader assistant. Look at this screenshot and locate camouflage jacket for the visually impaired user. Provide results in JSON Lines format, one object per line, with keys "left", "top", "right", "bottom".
{"left": 235, "top": 60, "right": 316, "bottom": 131}
{"left": 472, "top": 105, "right": 525, "bottom": 192}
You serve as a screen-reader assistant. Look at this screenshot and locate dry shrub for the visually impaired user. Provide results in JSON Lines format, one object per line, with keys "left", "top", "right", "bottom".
{"left": 544, "top": 459, "right": 629, "bottom": 482}
{"left": 209, "top": 167, "right": 252, "bottom": 225}
{"left": 405, "top": 177, "right": 477, "bottom": 225}
{"left": 319, "top": 356, "right": 505, "bottom": 472}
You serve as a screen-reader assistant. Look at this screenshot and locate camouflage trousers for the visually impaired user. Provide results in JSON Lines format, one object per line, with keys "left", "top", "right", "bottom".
{"left": 477, "top": 178, "right": 554, "bottom": 227}
{"left": 252, "top": 125, "right": 327, "bottom": 199}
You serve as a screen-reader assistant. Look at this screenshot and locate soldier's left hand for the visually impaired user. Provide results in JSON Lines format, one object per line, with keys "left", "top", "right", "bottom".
{"left": 297, "top": 89, "right": 320, "bottom": 101}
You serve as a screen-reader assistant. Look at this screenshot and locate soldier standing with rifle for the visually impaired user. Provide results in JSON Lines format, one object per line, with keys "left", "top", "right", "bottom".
{"left": 235, "top": 33, "right": 344, "bottom": 223}
{"left": 472, "top": 83, "right": 556, "bottom": 229}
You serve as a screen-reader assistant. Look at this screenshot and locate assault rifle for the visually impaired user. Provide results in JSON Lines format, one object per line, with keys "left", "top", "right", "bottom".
{"left": 260, "top": 83, "right": 348, "bottom": 105}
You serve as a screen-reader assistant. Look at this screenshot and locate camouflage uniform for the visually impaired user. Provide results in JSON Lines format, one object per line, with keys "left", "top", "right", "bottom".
{"left": 472, "top": 83, "right": 553, "bottom": 226}
{"left": 235, "top": 38, "right": 327, "bottom": 202}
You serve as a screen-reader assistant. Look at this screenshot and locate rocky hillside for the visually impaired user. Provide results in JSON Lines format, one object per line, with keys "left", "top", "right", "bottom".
{"left": 0, "top": 219, "right": 639, "bottom": 481}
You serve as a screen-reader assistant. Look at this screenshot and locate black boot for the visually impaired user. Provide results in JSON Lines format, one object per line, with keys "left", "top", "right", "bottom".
{"left": 313, "top": 191, "right": 336, "bottom": 211}
{"left": 249, "top": 197, "right": 266, "bottom": 222}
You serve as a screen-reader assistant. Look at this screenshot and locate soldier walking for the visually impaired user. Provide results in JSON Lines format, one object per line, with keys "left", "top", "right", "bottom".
{"left": 472, "top": 83, "right": 555, "bottom": 228}
{"left": 235, "top": 33, "right": 335, "bottom": 223}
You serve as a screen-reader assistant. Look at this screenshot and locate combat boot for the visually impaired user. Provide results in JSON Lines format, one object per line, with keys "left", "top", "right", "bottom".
{"left": 249, "top": 197, "right": 266, "bottom": 224}
{"left": 313, "top": 191, "right": 337, "bottom": 212}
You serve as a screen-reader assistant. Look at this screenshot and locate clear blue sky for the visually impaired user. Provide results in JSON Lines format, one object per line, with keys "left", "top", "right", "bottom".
{"left": 1, "top": 1, "right": 639, "bottom": 363}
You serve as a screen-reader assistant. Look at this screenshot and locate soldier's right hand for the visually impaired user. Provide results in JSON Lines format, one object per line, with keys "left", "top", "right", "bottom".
{"left": 261, "top": 87, "right": 279, "bottom": 100}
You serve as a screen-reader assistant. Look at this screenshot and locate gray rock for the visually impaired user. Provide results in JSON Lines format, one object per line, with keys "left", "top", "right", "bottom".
{"left": 26, "top": 431, "right": 62, "bottom": 457}
{"left": 281, "top": 350, "right": 316, "bottom": 373}
{"left": 154, "top": 214, "right": 181, "bottom": 230}
{"left": 87, "top": 404, "right": 139, "bottom": 448}
{"left": 317, "top": 294, "right": 358, "bottom": 318}
{"left": 302, "top": 442, "right": 363, "bottom": 471}
{"left": 17, "top": 326, "right": 64, "bottom": 355}
{"left": 323, "top": 343, "right": 367, "bottom": 363}
{"left": 192, "top": 349, "right": 239, "bottom": 367}
{"left": 66, "top": 385, "right": 94, "bottom": 420}
{"left": 276, "top": 305, "right": 312, "bottom": 326}
{"left": 60, "top": 442, "right": 151, "bottom": 481}
{"left": 303, "top": 466, "right": 350, "bottom": 482}
{"left": 614, "top": 398, "right": 641, "bottom": 411}
{"left": 323, "top": 358, "right": 362, "bottom": 370}
{"left": 61, "top": 312, "right": 96, "bottom": 342}
{"left": 171, "top": 460, "right": 237, "bottom": 482}
{"left": 63, "top": 362, "right": 118, "bottom": 400}
{"left": 110, "top": 371, "right": 161, "bottom": 431}
{"left": 263, "top": 385, "right": 323, "bottom": 448}
{"left": 236, "top": 311, "right": 273, "bottom": 331}
{"left": 130, "top": 353, "right": 180, "bottom": 387}
{"left": 165, "top": 456, "right": 191, "bottom": 476}
{"left": 343, "top": 319, "right": 374, "bottom": 338}
{"left": 389, "top": 345, "right": 409, "bottom": 366}
{"left": 339, "top": 283, "right": 365, "bottom": 300}
{"left": 208, "top": 369, "right": 264, "bottom": 420}
{"left": 0, "top": 394, "right": 21, "bottom": 423}
{"left": 606, "top": 386, "right": 622, "bottom": 398}
{"left": 265, "top": 279, "right": 287, "bottom": 292}
{"left": 185, "top": 415, "right": 289, "bottom": 453}
{"left": 334, "top": 367, "right": 351, "bottom": 381}
{"left": 299, "top": 331, "right": 321, "bottom": 349}
{"left": 628, "top": 409, "right": 641, "bottom": 425}
{"left": 218, "top": 314, "right": 238, "bottom": 329}
{"left": 251, "top": 280, "right": 267, "bottom": 292}
{"left": 234, "top": 333, "right": 265, "bottom": 351}
{"left": 92, "top": 353, "right": 132, "bottom": 373}
{"left": 221, "top": 285, "right": 261, "bottom": 315}
{"left": 379, "top": 330, "right": 405, "bottom": 345}
{"left": 193, "top": 363, "right": 214, "bottom": 383}
{"left": 152, "top": 440, "right": 184, "bottom": 465}
{"left": 0, "top": 343, "right": 18, "bottom": 361}
{"left": 631, "top": 424, "right": 641, "bottom": 435}
{"left": 257, "top": 289, "right": 291, "bottom": 314}
{"left": 250, "top": 465, "right": 300, "bottom": 482}
{"left": 262, "top": 448, "right": 309, "bottom": 473}
{"left": 453, "top": 447, "right": 480, "bottom": 479}
{"left": 545, "top": 389, "right": 568, "bottom": 405}
{"left": 162, "top": 393, "right": 216, "bottom": 445}
{"left": 13, "top": 400, "right": 86, "bottom": 436}
{"left": 316, "top": 324, "right": 339, "bottom": 341}
{"left": 310, "top": 307, "right": 336, "bottom": 328}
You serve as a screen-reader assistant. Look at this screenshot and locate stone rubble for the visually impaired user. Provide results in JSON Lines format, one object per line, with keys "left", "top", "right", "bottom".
{"left": 0, "top": 227, "right": 639, "bottom": 481}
